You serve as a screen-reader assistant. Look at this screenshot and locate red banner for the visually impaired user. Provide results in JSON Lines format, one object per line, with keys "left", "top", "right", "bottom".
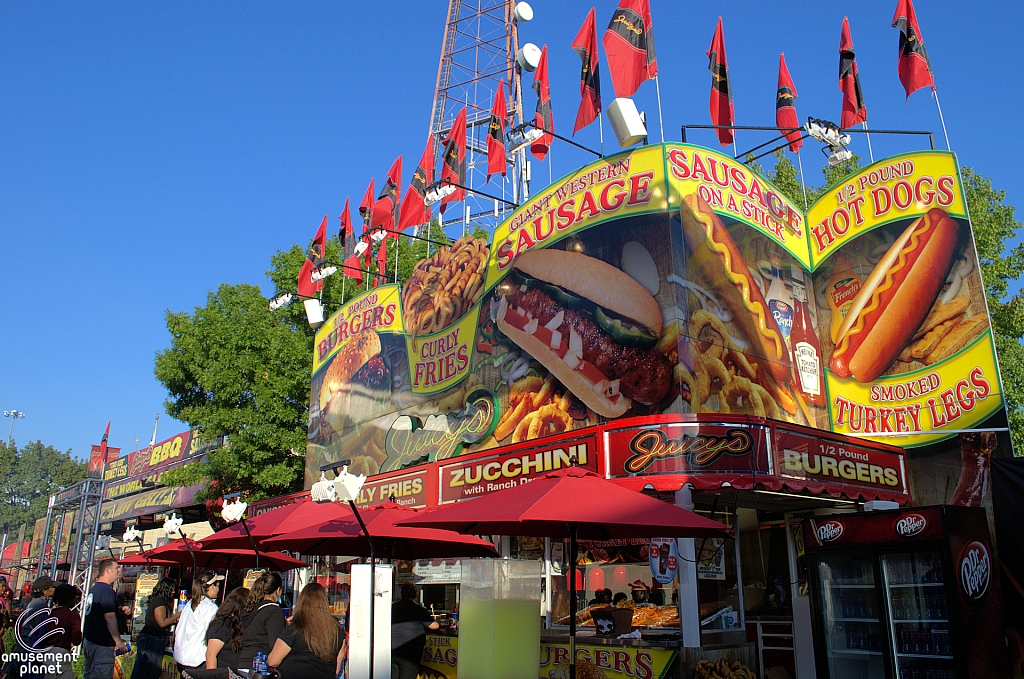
{"left": 438, "top": 432, "right": 598, "bottom": 503}
{"left": 604, "top": 421, "right": 770, "bottom": 477}
{"left": 355, "top": 468, "right": 428, "bottom": 508}
{"left": 88, "top": 445, "right": 121, "bottom": 477}
{"left": 775, "top": 428, "right": 908, "bottom": 495}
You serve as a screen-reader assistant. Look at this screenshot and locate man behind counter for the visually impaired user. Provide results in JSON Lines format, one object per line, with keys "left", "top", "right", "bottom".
{"left": 390, "top": 584, "right": 439, "bottom": 679}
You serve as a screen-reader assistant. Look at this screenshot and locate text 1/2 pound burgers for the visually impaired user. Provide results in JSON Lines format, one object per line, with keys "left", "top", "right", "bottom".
{"left": 496, "top": 249, "right": 672, "bottom": 418}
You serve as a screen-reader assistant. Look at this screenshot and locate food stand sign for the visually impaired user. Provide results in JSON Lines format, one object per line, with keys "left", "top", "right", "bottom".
{"left": 306, "top": 145, "right": 1006, "bottom": 489}
{"left": 421, "top": 635, "right": 678, "bottom": 679}
{"left": 648, "top": 537, "right": 678, "bottom": 584}
{"left": 438, "top": 433, "right": 598, "bottom": 503}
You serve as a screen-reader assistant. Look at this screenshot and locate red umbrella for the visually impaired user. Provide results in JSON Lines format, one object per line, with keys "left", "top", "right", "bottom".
{"left": 398, "top": 467, "right": 731, "bottom": 679}
{"left": 201, "top": 498, "right": 356, "bottom": 550}
{"left": 261, "top": 502, "right": 499, "bottom": 560}
{"left": 119, "top": 554, "right": 180, "bottom": 567}
{"left": 122, "top": 540, "right": 306, "bottom": 571}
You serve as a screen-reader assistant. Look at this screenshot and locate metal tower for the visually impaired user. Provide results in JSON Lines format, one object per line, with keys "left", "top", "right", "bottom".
{"left": 37, "top": 477, "right": 106, "bottom": 610}
{"left": 429, "top": 0, "right": 530, "bottom": 235}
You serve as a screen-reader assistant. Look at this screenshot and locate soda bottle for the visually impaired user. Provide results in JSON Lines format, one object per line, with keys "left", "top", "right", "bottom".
{"left": 790, "top": 284, "right": 825, "bottom": 406}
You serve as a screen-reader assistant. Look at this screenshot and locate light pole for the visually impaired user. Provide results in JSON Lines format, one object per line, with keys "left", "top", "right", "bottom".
{"left": 3, "top": 410, "right": 25, "bottom": 444}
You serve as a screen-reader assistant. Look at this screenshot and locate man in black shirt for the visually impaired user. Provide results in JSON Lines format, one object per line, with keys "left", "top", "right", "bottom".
{"left": 390, "top": 584, "right": 438, "bottom": 679}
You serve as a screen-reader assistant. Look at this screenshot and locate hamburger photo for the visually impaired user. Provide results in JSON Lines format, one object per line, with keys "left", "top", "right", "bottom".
{"left": 495, "top": 249, "right": 672, "bottom": 418}
{"left": 318, "top": 328, "right": 392, "bottom": 434}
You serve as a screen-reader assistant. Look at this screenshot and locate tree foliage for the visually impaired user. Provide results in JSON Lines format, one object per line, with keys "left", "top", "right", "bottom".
{"left": 761, "top": 151, "right": 1024, "bottom": 452}
{"left": 0, "top": 440, "right": 86, "bottom": 528}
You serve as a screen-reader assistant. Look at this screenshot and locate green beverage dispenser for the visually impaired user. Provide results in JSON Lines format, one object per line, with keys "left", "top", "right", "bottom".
{"left": 457, "top": 559, "right": 541, "bottom": 679}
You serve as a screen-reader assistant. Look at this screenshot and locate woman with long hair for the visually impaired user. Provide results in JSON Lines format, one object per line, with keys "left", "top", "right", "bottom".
{"left": 205, "top": 587, "right": 248, "bottom": 670}
{"left": 173, "top": 571, "right": 223, "bottom": 671}
{"left": 130, "top": 578, "right": 180, "bottom": 679}
{"left": 239, "top": 571, "right": 286, "bottom": 670}
{"left": 267, "top": 583, "right": 344, "bottom": 679}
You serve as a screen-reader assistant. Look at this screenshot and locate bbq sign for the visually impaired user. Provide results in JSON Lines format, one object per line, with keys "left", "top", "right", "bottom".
{"left": 958, "top": 540, "right": 991, "bottom": 600}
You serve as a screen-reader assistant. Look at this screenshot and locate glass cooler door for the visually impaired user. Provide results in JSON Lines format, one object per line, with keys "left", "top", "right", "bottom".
{"left": 817, "top": 554, "right": 886, "bottom": 679}
{"left": 881, "top": 553, "right": 956, "bottom": 679}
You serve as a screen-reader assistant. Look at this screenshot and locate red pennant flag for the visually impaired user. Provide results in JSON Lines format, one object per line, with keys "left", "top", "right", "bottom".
{"left": 399, "top": 136, "right": 434, "bottom": 231}
{"left": 572, "top": 8, "right": 602, "bottom": 135}
{"left": 361, "top": 235, "right": 375, "bottom": 287}
{"left": 376, "top": 237, "right": 388, "bottom": 280}
{"left": 440, "top": 107, "right": 467, "bottom": 214}
{"left": 707, "top": 17, "right": 734, "bottom": 146}
{"left": 358, "top": 178, "right": 375, "bottom": 236}
{"left": 100, "top": 421, "right": 110, "bottom": 455}
{"left": 892, "top": 0, "right": 934, "bottom": 98}
{"left": 531, "top": 45, "right": 554, "bottom": 160}
{"left": 776, "top": 54, "right": 802, "bottom": 152}
{"left": 487, "top": 81, "right": 508, "bottom": 182}
{"left": 298, "top": 214, "right": 328, "bottom": 298}
{"left": 343, "top": 254, "right": 363, "bottom": 283}
{"left": 339, "top": 198, "right": 363, "bottom": 281}
{"left": 371, "top": 156, "right": 402, "bottom": 238}
{"left": 603, "top": 0, "right": 657, "bottom": 98}
{"left": 839, "top": 17, "right": 868, "bottom": 128}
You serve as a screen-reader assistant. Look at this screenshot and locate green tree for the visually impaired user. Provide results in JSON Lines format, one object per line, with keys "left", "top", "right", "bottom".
{"left": 0, "top": 440, "right": 87, "bottom": 527}
{"left": 763, "top": 152, "right": 1024, "bottom": 452}
{"left": 156, "top": 284, "right": 311, "bottom": 500}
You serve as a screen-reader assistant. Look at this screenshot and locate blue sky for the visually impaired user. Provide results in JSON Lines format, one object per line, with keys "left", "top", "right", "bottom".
{"left": 1, "top": 1, "right": 1021, "bottom": 457}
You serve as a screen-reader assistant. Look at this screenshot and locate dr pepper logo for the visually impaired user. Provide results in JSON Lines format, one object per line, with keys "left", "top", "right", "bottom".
{"left": 958, "top": 540, "right": 991, "bottom": 600}
{"left": 815, "top": 520, "right": 844, "bottom": 544}
{"left": 894, "top": 513, "right": 928, "bottom": 538}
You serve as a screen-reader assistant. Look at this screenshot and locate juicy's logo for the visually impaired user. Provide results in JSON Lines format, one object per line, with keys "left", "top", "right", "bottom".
{"left": 816, "top": 520, "right": 844, "bottom": 544}
{"left": 894, "top": 513, "right": 928, "bottom": 537}
{"left": 623, "top": 428, "right": 753, "bottom": 473}
{"left": 958, "top": 540, "right": 991, "bottom": 600}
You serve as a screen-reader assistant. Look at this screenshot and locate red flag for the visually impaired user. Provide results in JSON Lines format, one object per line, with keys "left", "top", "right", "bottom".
{"left": 371, "top": 156, "right": 402, "bottom": 238}
{"left": 839, "top": 17, "right": 868, "bottom": 128}
{"left": 602, "top": 0, "right": 657, "bottom": 98}
{"left": 487, "top": 81, "right": 508, "bottom": 182}
{"left": 361, "top": 235, "right": 375, "bottom": 287}
{"left": 572, "top": 8, "right": 602, "bottom": 135}
{"left": 776, "top": 53, "right": 802, "bottom": 152}
{"left": 100, "top": 421, "right": 110, "bottom": 455}
{"left": 376, "top": 237, "right": 388, "bottom": 280}
{"left": 440, "top": 107, "right": 467, "bottom": 214}
{"left": 343, "top": 254, "right": 363, "bottom": 283}
{"left": 339, "top": 197, "right": 356, "bottom": 259}
{"left": 399, "top": 136, "right": 433, "bottom": 231}
{"left": 892, "top": 0, "right": 934, "bottom": 98}
{"left": 707, "top": 17, "right": 734, "bottom": 146}
{"left": 358, "top": 178, "right": 375, "bottom": 236}
{"left": 297, "top": 214, "right": 327, "bottom": 298}
{"left": 531, "top": 45, "right": 554, "bottom": 161}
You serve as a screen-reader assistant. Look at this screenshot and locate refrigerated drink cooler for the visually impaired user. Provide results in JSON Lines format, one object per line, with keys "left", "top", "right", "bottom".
{"left": 803, "top": 505, "right": 1006, "bottom": 679}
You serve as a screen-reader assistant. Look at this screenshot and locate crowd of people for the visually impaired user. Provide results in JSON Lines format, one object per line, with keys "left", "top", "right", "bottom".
{"left": 0, "top": 561, "right": 441, "bottom": 679}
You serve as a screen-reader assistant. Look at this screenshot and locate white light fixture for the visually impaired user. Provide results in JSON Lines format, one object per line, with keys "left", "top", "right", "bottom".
{"left": 310, "top": 472, "right": 338, "bottom": 503}
{"left": 123, "top": 526, "right": 142, "bottom": 543}
{"left": 332, "top": 464, "right": 367, "bottom": 503}
{"left": 304, "top": 299, "right": 325, "bottom": 329}
{"left": 96, "top": 535, "right": 112, "bottom": 550}
{"left": 163, "top": 513, "right": 183, "bottom": 537}
{"left": 370, "top": 229, "right": 387, "bottom": 243}
{"left": 513, "top": 2, "right": 533, "bottom": 22}
{"left": 506, "top": 124, "right": 544, "bottom": 153}
{"left": 424, "top": 182, "right": 457, "bottom": 206}
{"left": 269, "top": 292, "right": 293, "bottom": 311}
{"left": 516, "top": 43, "right": 542, "bottom": 72}
{"left": 804, "top": 117, "right": 853, "bottom": 167}
{"left": 310, "top": 266, "right": 337, "bottom": 282}
{"left": 354, "top": 240, "right": 369, "bottom": 256}
{"left": 221, "top": 497, "right": 249, "bottom": 524}
{"left": 607, "top": 98, "right": 648, "bottom": 148}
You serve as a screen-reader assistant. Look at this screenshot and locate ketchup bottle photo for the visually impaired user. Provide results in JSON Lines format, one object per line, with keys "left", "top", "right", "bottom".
{"left": 791, "top": 284, "right": 825, "bottom": 407}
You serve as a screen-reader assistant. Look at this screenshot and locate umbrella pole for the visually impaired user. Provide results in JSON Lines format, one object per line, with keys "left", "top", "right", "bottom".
{"left": 568, "top": 523, "right": 577, "bottom": 679}
{"left": 240, "top": 518, "right": 260, "bottom": 569}
{"left": 348, "top": 500, "right": 376, "bottom": 679}
{"left": 179, "top": 532, "right": 198, "bottom": 572}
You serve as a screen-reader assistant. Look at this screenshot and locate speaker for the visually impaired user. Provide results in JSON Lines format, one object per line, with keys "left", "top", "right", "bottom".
{"left": 606, "top": 98, "right": 648, "bottom": 148}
